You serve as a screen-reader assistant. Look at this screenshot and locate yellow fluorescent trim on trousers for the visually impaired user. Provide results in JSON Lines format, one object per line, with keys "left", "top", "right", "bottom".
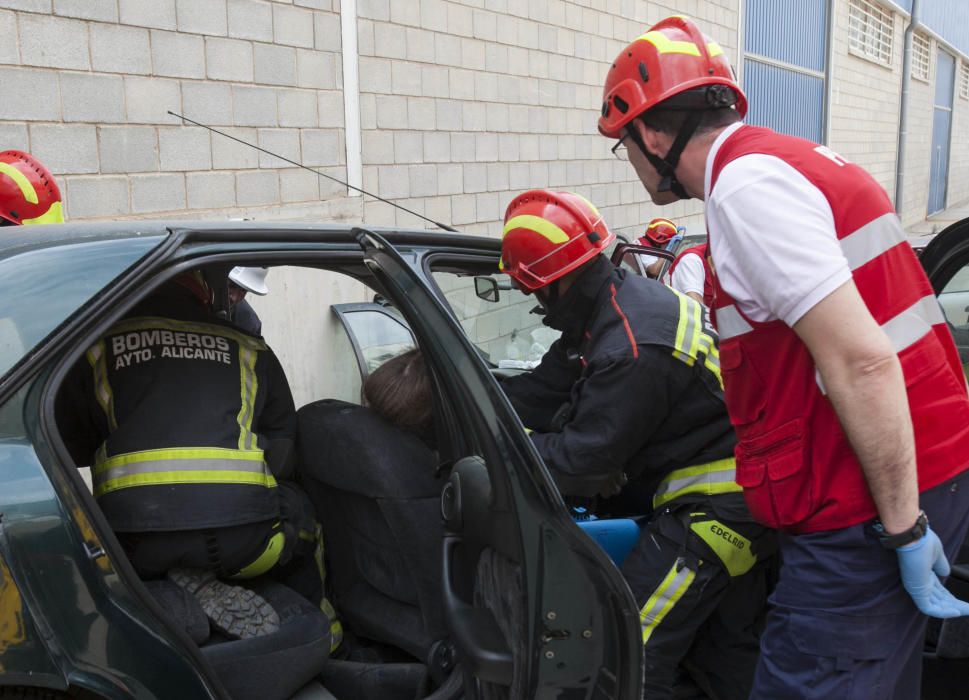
{"left": 22, "top": 201, "right": 63, "bottom": 225}
{"left": 690, "top": 519, "right": 757, "bottom": 577}
{"left": 640, "top": 561, "right": 696, "bottom": 644}
{"left": 233, "top": 530, "right": 285, "bottom": 579}
{"left": 0, "top": 163, "right": 38, "bottom": 204}
{"left": 502, "top": 214, "right": 570, "bottom": 244}
{"left": 95, "top": 470, "right": 277, "bottom": 497}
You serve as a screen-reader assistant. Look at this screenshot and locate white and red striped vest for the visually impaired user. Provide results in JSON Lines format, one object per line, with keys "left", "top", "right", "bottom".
{"left": 709, "top": 126, "right": 969, "bottom": 533}
{"left": 668, "top": 243, "right": 714, "bottom": 308}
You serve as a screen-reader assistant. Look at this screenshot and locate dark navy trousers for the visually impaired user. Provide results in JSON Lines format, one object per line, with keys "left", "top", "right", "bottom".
{"left": 750, "top": 469, "right": 969, "bottom": 700}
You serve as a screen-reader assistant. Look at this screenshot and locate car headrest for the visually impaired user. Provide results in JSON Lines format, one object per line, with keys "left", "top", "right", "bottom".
{"left": 297, "top": 399, "right": 443, "bottom": 499}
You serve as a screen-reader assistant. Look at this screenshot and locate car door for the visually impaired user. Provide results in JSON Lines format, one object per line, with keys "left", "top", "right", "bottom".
{"left": 912, "top": 216, "right": 969, "bottom": 699}
{"left": 356, "top": 228, "right": 644, "bottom": 699}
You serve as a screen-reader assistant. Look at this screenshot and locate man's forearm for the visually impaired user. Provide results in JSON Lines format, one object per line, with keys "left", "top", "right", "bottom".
{"left": 794, "top": 282, "right": 920, "bottom": 534}
{"left": 821, "top": 354, "right": 919, "bottom": 533}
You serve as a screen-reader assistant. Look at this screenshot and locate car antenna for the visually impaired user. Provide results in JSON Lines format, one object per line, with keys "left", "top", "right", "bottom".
{"left": 167, "top": 110, "right": 459, "bottom": 233}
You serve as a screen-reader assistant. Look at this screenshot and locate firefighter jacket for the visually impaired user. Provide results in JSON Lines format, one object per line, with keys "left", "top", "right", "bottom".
{"left": 502, "top": 255, "right": 743, "bottom": 516}
{"left": 59, "top": 282, "right": 296, "bottom": 533}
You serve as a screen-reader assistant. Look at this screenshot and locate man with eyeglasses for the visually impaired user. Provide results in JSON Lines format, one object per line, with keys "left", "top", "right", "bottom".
{"left": 600, "top": 15, "right": 969, "bottom": 699}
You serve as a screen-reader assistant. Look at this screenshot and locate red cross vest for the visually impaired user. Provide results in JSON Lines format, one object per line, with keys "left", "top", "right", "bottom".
{"left": 668, "top": 243, "right": 714, "bottom": 308}
{"left": 709, "top": 126, "right": 969, "bottom": 533}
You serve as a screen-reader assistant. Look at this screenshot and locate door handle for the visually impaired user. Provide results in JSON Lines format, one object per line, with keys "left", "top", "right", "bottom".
{"left": 441, "top": 535, "right": 514, "bottom": 685}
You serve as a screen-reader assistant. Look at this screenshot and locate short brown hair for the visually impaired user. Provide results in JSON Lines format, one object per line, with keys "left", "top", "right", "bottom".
{"left": 363, "top": 348, "right": 434, "bottom": 443}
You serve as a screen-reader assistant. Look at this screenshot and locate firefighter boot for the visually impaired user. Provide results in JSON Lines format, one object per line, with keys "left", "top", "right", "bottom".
{"left": 167, "top": 568, "right": 280, "bottom": 640}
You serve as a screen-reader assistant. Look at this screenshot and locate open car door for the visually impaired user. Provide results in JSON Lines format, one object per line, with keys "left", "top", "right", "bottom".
{"left": 355, "top": 228, "right": 643, "bottom": 699}
{"left": 912, "top": 216, "right": 969, "bottom": 699}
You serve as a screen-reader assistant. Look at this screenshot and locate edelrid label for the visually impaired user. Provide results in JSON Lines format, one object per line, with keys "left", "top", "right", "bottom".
{"left": 709, "top": 523, "right": 745, "bottom": 550}
{"left": 110, "top": 329, "right": 232, "bottom": 369}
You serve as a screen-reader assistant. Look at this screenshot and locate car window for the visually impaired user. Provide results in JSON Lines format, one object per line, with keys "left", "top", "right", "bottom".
{"left": 431, "top": 270, "right": 559, "bottom": 368}
{"left": 939, "top": 265, "right": 969, "bottom": 380}
{"left": 0, "top": 236, "right": 163, "bottom": 380}
{"left": 332, "top": 303, "right": 416, "bottom": 381}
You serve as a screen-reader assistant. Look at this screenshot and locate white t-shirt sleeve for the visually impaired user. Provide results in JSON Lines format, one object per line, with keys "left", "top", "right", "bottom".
{"left": 671, "top": 253, "right": 706, "bottom": 297}
{"left": 708, "top": 154, "right": 852, "bottom": 326}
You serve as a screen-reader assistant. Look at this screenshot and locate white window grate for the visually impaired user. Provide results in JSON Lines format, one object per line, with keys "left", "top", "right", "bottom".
{"left": 960, "top": 61, "right": 969, "bottom": 100}
{"left": 848, "top": 0, "right": 894, "bottom": 67}
{"left": 911, "top": 32, "right": 930, "bottom": 81}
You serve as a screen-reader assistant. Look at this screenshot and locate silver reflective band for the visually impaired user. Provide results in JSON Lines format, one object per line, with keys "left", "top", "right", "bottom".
{"left": 815, "top": 294, "right": 943, "bottom": 395}
{"left": 839, "top": 213, "right": 907, "bottom": 271}
{"left": 881, "top": 294, "right": 944, "bottom": 354}
{"left": 715, "top": 304, "right": 754, "bottom": 339}
{"left": 95, "top": 457, "right": 270, "bottom": 484}
{"left": 654, "top": 465, "right": 739, "bottom": 506}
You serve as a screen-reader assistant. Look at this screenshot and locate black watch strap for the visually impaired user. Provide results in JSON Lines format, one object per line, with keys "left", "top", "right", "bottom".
{"left": 877, "top": 510, "right": 928, "bottom": 549}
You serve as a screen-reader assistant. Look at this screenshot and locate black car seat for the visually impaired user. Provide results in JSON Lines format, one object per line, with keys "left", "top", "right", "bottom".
{"left": 145, "top": 578, "right": 332, "bottom": 700}
{"left": 296, "top": 399, "right": 448, "bottom": 663}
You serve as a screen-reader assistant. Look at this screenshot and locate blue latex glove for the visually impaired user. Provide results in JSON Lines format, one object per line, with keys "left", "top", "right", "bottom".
{"left": 897, "top": 525, "right": 969, "bottom": 618}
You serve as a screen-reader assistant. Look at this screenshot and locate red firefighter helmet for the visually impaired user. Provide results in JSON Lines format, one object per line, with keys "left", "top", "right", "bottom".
{"left": 0, "top": 151, "right": 63, "bottom": 225}
{"left": 598, "top": 16, "right": 747, "bottom": 139}
{"left": 500, "top": 189, "right": 615, "bottom": 292}
{"left": 639, "top": 218, "right": 678, "bottom": 248}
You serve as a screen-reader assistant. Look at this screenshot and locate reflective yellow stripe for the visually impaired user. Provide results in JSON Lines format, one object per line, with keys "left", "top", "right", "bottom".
{"left": 312, "top": 524, "right": 344, "bottom": 652}
{"left": 653, "top": 457, "right": 741, "bottom": 508}
{"left": 689, "top": 519, "right": 757, "bottom": 577}
{"left": 502, "top": 214, "right": 570, "bottom": 244}
{"left": 21, "top": 201, "right": 63, "bottom": 225}
{"left": 233, "top": 530, "right": 285, "bottom": 579}
{"left": 0, "top": 162, "right": 38, "bottom": 204}
{"left": 95, "top": 470, "right": 277, "bottom": 497}
{"left": 86, "top": 341, "right": 118, "bottom": 431}
{"left": 640, "top": 561, "right": 696, "bottom": 644}
{"left": 237, "top": 343, "right": 259, "bottom": 450}
{"left": 639, "top": 31, "right": 701, "bottom": 56}
{"left": 93, "top": 446, "right": 267, "bottom": 474}
{"left": 707, "top": 42, "right": 723, "bottom": 57}
{"left": 572, "top": 192, "right": 602, "bottom": 220}
{"left": 673, "top": 292, "right": 693, "bottom": 365}
{"left": 687, "top": 294, "right": 702, "bottom": 359}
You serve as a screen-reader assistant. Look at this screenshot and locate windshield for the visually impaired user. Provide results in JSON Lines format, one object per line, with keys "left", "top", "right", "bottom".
{"left": 0, "top": 236, "right": 163, "bottom": 379}
{"left": 431, "top": 269, "right": 560, "bottom": 369}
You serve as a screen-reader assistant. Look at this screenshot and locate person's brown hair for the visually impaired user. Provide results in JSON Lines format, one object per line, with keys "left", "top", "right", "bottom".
{"left": 364, "top": 348, "right": 435, "bottom": 443}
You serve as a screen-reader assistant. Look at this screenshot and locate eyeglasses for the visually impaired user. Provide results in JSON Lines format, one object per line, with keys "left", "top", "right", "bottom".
{"left": 611, "top": 134, "right": 629, "bottom": 161}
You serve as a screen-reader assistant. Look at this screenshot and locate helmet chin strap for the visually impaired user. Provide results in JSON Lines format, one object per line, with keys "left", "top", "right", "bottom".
{"left": 627, "top": 110, "right": 704, "bottom": 201}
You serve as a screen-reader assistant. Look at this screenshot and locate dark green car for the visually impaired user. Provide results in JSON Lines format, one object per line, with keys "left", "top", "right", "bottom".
{"left": 2, "top": 219, "right": 968, "bottom": 699}
{"left": 0, "top": 222, "right": 642, "bottom": 699}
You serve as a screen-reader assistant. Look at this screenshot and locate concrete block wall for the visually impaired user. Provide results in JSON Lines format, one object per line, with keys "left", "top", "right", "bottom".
{"left": 897, "top": 34, "right": 938, "bottom": 226}
{"left": 949, "top": 60, "right": 969, "bottom": 207}
{"left": 0, "top": 0, "right": 359, "bottom": 224}
{"left": 827, "top": 3, "right": 904, "bottom": 201}
{"left": 354, "top": 0, "right": 742, "bottom": 241}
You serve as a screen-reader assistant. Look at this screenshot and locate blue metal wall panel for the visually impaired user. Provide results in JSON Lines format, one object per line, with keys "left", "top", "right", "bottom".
{"left": 744, "top": 0, "right": 828, "bottom": 71}
{"left": 919, "top": 1, "right": 969, "bottom": 61}
{"left": 744, "top": 60, "right": 825, "bottom": 142}
{"left": 929, "top": 49, "right": 955, "bottom": 214}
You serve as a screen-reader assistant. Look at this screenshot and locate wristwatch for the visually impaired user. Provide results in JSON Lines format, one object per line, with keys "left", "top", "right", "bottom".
{"left": 876, "top": 510, "right": 929, "bottom": 549}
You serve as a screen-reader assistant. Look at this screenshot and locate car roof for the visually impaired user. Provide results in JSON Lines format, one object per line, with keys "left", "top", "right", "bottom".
{"left": 0, "top": 220, "right": 500, "bottom": 255}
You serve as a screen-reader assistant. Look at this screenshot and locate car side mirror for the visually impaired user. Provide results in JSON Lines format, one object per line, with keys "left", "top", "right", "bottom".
{"left": 474, "top": 276, "right": 500, "bottom": 303}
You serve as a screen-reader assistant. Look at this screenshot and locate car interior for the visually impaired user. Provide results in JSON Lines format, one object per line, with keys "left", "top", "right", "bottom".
{"left": 47, "top": 247, "right": 568, "bottom": 700}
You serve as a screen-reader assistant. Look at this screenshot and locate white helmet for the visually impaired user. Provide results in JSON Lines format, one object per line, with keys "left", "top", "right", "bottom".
{"left": 228, "top": 266, "right": 269, "bottom": 296}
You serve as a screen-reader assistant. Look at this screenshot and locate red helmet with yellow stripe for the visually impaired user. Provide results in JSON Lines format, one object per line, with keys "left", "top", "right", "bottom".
{"left": 500, "top": 189, "right": 615, "bottom": 291}
{"left": 598, "top": 16, "right": 746, "bottom": 139}
{"left": 639, "top": 218, "right": 678, "bottom": 248}
{"left": 0, "top": 151, "right": 63, "bottom": 225}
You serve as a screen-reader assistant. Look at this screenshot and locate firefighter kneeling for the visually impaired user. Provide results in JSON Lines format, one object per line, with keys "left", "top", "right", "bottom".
{"left": 57, "top": 270, "right": 341, "bottom": 647}
{"left": 498, "top": 189, "right": 775, "bottom": 700}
